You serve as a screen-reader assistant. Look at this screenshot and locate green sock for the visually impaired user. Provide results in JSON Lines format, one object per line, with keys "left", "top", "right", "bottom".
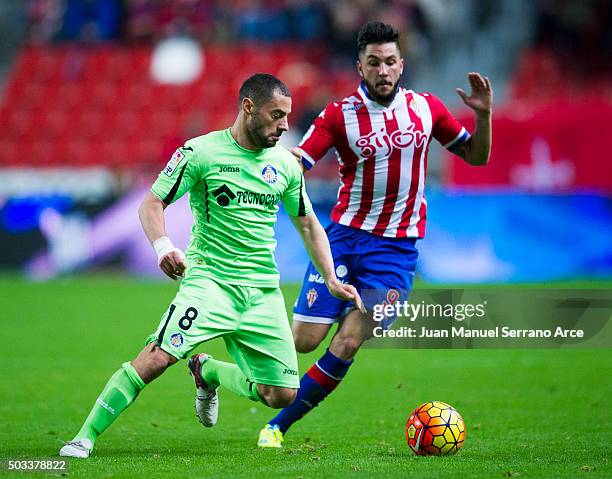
{"left": 201, "top": 358, "right": 260, "bottom": 402}
{"left": 74, "top": 362, "right": 146, "bottom": 445}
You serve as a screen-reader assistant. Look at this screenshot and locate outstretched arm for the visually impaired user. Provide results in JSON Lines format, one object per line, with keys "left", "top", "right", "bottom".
{"left": 138, "top": 192, "right": 186, "bottom": 280}
{"left": 290, "top": 213, "right": 366, "bottom": 313}
{"left": 454, "top": 72, "right": 493, "bottom": 166}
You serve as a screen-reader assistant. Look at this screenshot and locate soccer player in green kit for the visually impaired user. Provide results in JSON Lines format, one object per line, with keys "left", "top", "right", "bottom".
{"left": 60, "top": 73, "right": 364, "bottom": 458}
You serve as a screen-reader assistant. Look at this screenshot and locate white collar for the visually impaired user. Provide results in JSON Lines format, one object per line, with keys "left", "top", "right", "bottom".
{"left": 357, "top": 82, "right": 405, "bottom": 111}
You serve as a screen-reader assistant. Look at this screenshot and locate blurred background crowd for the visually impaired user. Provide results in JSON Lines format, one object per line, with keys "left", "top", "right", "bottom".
{"left": 20, "top": 1, "right": 612, "bottom": 81}
{"left": 0, "top": 0, "right": 610, "bottom": 283}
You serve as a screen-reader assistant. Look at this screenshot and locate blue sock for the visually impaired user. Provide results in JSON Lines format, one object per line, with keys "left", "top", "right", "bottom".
{"left": 269, "top": 349, "right": 353, "bottom": 434}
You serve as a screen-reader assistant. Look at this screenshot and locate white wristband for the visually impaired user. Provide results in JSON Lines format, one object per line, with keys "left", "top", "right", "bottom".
{"left": 153, "top": 236, "right": 176, "bottom": 264}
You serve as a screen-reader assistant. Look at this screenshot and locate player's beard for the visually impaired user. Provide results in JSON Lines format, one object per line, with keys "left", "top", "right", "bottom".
{"left": 248, "top": 110, "right": 280, "bottom": 149}
{"left": 363, "top": 77, "right": 400, "bottom": 105}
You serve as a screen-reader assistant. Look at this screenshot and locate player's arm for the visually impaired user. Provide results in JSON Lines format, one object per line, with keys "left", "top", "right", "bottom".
{"left": 290, "top": 213, "right": 365, "bottom": 313}
{"left": 454, "top": 72, "right": 493, "bottom": 166}
{"left": 281, "top": 159, "right": 365, "bottom": 311}
{"left": 142, "top": 144, "right": 200, "bottom": 280}
{"left": 292, "top": 102, "right": 339, "bottom": 172}
{"left": 138, "top": 192, "right": 185, "bottom": 281}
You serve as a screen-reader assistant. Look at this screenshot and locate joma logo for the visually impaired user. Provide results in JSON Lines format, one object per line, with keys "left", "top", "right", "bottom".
{"left": 219, "top": 166, "right": 240, "bottom": 173}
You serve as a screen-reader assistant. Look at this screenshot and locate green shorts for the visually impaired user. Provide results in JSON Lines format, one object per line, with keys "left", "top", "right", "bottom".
{"left": 146, "top": 274, "right": 299, "bottom": 388}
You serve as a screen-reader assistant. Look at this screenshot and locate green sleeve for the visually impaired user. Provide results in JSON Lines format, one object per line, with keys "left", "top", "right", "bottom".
{"left": 282, "top": 159, "right": 313, "bottom": 217}
{"left": 151, "top": 142, "right": 201, "bottom": 205}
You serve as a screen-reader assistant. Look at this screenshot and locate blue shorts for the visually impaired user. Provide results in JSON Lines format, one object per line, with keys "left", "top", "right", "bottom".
{"left": 293, "top": 222, "right": 419, "bottom": 325}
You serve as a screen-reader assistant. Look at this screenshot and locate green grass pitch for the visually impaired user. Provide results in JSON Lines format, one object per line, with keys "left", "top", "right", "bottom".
{"left": 1, "top": 276, "right": 611, "bottom": 478}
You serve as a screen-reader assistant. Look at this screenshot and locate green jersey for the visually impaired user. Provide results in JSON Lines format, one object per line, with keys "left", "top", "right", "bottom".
{"left": 151, "top": 128, "right": 313, "bottom": 288}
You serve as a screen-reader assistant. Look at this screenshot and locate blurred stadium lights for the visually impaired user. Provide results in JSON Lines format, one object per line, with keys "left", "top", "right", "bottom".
{"left": 150, "top": 36, "right": 203, "bottom": 84}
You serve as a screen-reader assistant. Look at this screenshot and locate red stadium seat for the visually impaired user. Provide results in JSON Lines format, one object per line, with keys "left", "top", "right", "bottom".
{"left": 0, "top": 138, "right": 21, "bottom": 166}
{"left": 97, "top": 140, "right": 123, "bottom": 167}
{"left": 30, "top": 139, "right": 55, "bottom": 165}
{"left": 88, "top": 82, "right": 119, "bottom": 110}
{"left": 42, "top": 111, "right": 69, "bottom": 140}
{"left": 7, "top": 111, "right": 36, "bottom": 140}
{"left": 112, "top": 111, "right": 140, "bottom": 141}
{"left": 47, "top": 141, "right": 69, "bottom": 165}
{"left": 64, "top": 139, "right": 91, "bottom": 166}
{"left": 77, "top": 111, "right": 106, "bottom": 140}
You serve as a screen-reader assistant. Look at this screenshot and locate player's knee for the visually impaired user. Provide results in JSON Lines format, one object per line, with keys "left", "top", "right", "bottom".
{"left": 259, "top": 387, "right": 297, "bottom": 409}
{"left": 146, "top": 343, "right": 177, "bottom": 367}
{"left": 268, "top": 389, "right": 297, "bottom": 408}
{"left": 133, "top": 344, "right": 177, "bottom": 382}
{"left": 151, "top": 349, "right": 177, "bottom": 370}
{"left": 333, "top": 334, "right": 363, "bottom": 359}
{"left": 293, "top": 333, "right": 320, "bottom": 353}
{"left": 292, "top": 322, "right": 330, "bottom": 353}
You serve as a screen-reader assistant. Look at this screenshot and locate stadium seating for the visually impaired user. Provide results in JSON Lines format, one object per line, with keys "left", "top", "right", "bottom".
{"left": 0, "top": 45, "right": 351, "bottom": 169}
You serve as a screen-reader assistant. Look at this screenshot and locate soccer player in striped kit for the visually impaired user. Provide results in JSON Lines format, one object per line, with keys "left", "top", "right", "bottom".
{"left": 258, "top": 21, "right": 492, "bottom": 447}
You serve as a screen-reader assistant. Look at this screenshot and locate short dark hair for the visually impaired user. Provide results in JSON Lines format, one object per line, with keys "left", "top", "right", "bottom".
{"left": 238, "top": 73, "right": 291, "bottom": 108}
{"left": 357, "top": 21, "right": 400, "bottom": 53}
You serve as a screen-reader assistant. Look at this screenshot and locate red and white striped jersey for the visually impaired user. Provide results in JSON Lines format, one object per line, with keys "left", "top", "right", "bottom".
{"left": 299, "top": 82, "right": 470, "bottom": 238}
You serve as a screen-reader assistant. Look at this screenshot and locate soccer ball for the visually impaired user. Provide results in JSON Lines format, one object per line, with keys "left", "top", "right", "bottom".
{"left": 405, "top": 401, "right": 466, "bottom": 456}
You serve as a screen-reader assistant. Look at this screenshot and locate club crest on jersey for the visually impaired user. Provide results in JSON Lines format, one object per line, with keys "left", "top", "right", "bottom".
{"left": 356, "top": 125, "right": 426, "bottom": 158}
{"left": 384, "top": 289, "right": 400, "bottom": 306}
{"left": 409, "top": 98, "right": 421, "bottom": 117}
{"left": 170, "top": 333, "right": 184, "bottom": 348}
{"left": 306, "top": 288, "right": 318, "bottom": 308}
{"left": 261, "top": 164, "right": 278, "bottom": 184}
{"left": 163, "top": 149, "right": 185, "bottom": 176}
